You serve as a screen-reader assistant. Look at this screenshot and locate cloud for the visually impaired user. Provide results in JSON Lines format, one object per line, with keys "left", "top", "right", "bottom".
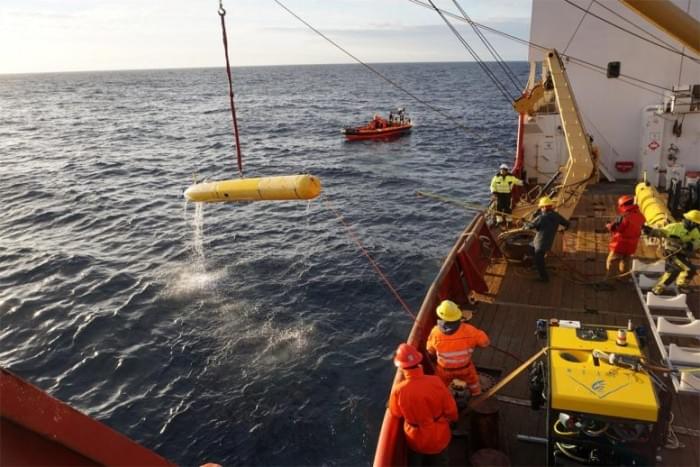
{"left": 0, "top": 1, "right": 532, "bottom": 73}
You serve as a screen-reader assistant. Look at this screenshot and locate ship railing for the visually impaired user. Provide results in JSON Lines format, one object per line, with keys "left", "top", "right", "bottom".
{"left": 373, "top": 211, "right": 501, "bottom": 467}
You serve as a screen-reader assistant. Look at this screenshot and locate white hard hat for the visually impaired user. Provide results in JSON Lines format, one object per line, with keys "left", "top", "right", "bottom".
{"left": 499, "top": 164, "right": 509, "bottom": 170}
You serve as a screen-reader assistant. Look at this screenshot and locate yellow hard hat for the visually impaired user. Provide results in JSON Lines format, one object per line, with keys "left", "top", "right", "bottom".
{"left": 538, "top": 196, "right": 554, "bottom": 208}
{"left": 683, "top": 210, "right": 700, "bottom": 224}
{"left": 436, "top": 300, "right": 462, "bottom": 322}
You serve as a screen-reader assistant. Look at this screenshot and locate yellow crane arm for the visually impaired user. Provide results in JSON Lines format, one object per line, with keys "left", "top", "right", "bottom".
{"left": 619, "top": 0, "right": 700, "bottom": 55}
{"left": 513, "top": 49, "right": 595, "bottom": 221}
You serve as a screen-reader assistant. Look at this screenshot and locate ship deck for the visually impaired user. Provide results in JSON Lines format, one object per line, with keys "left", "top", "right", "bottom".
{"left": 462, "top": 183, "right": 700, "bottom": 466}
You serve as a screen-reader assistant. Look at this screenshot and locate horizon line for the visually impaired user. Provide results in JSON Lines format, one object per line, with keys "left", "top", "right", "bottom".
{"left": 0, "top": 59, "right": 529, "bottom": 77}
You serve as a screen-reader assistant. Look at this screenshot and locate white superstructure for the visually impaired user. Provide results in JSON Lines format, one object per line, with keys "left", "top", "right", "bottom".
{"left": 524, "top": 0, "right": 700, "bottom": 186}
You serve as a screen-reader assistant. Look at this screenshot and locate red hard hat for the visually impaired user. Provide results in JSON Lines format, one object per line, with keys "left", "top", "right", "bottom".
{"left": 393, "top": 343, "right": 423, "bottom": 368}
{"left": 617, "top": 195, "right": 634, "bottom": 208}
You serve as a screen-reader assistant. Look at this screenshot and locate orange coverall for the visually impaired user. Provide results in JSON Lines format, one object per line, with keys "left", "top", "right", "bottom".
{"left": 389, "top": 366, "right": 458, "bottom": 455}
{"left": 427, "top": 323, "right": 490, "bottom": 395}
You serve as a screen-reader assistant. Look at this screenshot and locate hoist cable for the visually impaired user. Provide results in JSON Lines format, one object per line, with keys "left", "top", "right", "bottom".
{"left": 450, "top": 0, "right": 522, "bottom": 92}
{"left": 272, "top": 0, "right": 475, "bottom": 132}
{"left": 562, "top": 0, "right": 700, "bottom": 64}
{"left": 563, "top": 0, "right": 594, "bottom": 55}
{"left": 218, "top": 2, "right": 244, "bottom": 175}
{"left": 406, "top": 0, "right": 674, "bottom": 93}
{"left": 591, "top": 0, "right": 683, "bottom": 53}
{"left": 566, "top": 57, "right": 665, "bottom": 97}
{"left": 426, "top": 0, "right": 515, "bottom": 104}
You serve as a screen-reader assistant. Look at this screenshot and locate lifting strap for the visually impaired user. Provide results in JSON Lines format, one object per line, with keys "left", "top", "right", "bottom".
{"left": 218, "top": 1, "right": 243, "bottom": 175}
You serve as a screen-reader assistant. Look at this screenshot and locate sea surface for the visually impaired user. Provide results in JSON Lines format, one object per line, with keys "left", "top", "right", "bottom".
{"left": 0, "top": 62, "right": 527, "bottom": 466}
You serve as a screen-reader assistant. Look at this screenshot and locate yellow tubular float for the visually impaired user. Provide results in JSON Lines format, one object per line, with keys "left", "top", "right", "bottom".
{"left": 184, "top": 174, "right": 322, "bottom": 202}
{"left": 635, "top": 182, "right": 674, "bottom": 227}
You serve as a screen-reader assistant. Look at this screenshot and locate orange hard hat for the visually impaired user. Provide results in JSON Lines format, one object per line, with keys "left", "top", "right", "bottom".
{"left": 617, "top": 195, "right": 634, "bottom": 208}
{"left": 393, "top": 343, "right": 423, "bottom": 368}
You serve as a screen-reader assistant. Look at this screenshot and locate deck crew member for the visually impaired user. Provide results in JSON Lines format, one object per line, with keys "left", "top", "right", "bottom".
{"left": 490, "top": 164, "right": 523, "bottom": 224}
{"left": 426, "top": 300, "right": 489, "bottom": 396}
{"left": 389, "top": 343, "right": 458, "bottom": 467}
{"left": 644, "top": 210, "right": 700, "bottom": 294}
{"left": 525, "top": 196, "right": 570, "bottom": 282}
{"left": 605, "top": 195, "right": 645, "bottom": 279}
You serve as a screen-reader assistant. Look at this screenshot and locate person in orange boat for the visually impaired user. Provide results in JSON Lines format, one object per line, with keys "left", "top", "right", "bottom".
{"left": 427, "top": 300, "right": 489, "bottom": 395}
{"left": 389, "top": 343, "right": 458, "bottom": 466}
{"left": 605, "top": 195, "right": 645, "bottom": 280}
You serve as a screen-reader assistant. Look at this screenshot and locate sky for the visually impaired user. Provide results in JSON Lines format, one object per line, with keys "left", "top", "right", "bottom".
{"left": 0, "top": 0, "right": 532, "bottom": 74}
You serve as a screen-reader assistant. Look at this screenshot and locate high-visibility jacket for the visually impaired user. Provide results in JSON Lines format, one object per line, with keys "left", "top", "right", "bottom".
{"left": 652, "top": 222, "right": 700, "bottom": 252}
{"left": 490, "top": 174, "right": 523, "bottom": 194}
{"left": 608, "top": 205, "right": 645, "bottom": 255}
{"left": 427, "top": 323, "right": 489, "bottom": 369}
{"left": 389, "top": 366, "right": 458, "bottom": 454}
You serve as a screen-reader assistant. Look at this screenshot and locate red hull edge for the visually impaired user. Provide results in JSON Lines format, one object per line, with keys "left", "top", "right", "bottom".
{"left": 0, "top": 368, "right": 174, "bottom": 466}
{"left": 373, "top": 213, "right": 501, "bottom": 466}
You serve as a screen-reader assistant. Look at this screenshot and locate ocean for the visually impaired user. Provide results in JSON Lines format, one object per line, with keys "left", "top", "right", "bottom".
{"left": 0, "top": 62, "right": 526, "bottom": 465}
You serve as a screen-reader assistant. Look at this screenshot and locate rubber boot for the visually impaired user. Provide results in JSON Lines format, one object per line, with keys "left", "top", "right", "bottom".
{"left": 652, "top": 272, "right": 672, "bottom": 295}
{"left": 677, "top": 271, "right": 690, "bottom": 293}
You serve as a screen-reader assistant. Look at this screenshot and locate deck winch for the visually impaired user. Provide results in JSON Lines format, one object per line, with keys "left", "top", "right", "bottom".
{"left": 184, "top": 174, "right": 321, "bottom": 202}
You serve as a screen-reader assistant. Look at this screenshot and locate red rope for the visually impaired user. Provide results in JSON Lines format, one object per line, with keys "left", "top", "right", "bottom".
{"left": 323, "top": 197, "right": 416, "bottom": 320}
{"left": 218, "top": 4, "right": 243, "bottom": 176}
{"left": 324, "top": 197, "right": 523, "bottom": 368}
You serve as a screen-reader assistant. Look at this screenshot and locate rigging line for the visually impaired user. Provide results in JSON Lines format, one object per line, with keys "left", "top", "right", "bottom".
{"left": 562, "top": 0, "right": 594, "bottom": 55}
{"left": 427, "top": 0, "right": 516, "bottom": 102}
{"left": 591, "top": 0, "right": 682, "bottom": 52}
{"left": 565, "top": 55, "right": 671, "bottom": 91}
{"left": 562, "top": 0, "right": 700, "bottom": 64}
{"left": 566, "top": 57, "right": 666, "bottom": 97}
{"left": 406, "top": 0, "right": 674, "bottom": 94}
{"left": 272, "top": 0, "right": 472, "bottom": 133}
{"left": 676, "top": 0, "right": 692, "bottom": 87}
{"left": 323, "top": 196, "right": 416, "bottom": 320}
{"left": 581, "top": 113, "right": 622, "bottom": 161}
{"left": 218, "top": 1, "right": 244, "bottom": 176}
{"left": 425, "top": 0, "right": 515, "bottom": 104}
{"left": 325, "top": 195, "right": 521, "bottom": 367}
{"left": 450, "top": 0, "right": 522, "bottom": 92}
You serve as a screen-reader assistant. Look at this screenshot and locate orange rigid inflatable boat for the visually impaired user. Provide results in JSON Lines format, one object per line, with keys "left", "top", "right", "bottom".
{"left": 342, "top": 110, "right": 413, "bottom": 141}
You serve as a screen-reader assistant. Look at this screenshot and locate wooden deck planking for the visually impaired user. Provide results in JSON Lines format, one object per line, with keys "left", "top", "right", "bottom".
{"left": 465, "top": 188, "right": 700, "bottom": 466}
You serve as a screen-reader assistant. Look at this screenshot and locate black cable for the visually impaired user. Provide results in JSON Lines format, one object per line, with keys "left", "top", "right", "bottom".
{"left": 563, "top": 0, "right": 700, "bottom": 64}
{"left": 566, "top": 57, "right": 666, "bottom": 97}
{"left": 564, "top": 54, "right": 670, "bottom": 91}
{"left": 406, "top": 0, "right": 674, "bottom": 93}
{"left": 591, "top": 0, "right": 682, "bottom": 52}
{"left": 272, "top": 0, "right": 474, "bottom": 132}
{"left": 450, "top": 0, "right": 522, "bottom": 92}
{"left": 425, "top": 0, "right": 515, "bottom": 104}
{"left": 563, "top": 0, "right": 594, "bottom": 54}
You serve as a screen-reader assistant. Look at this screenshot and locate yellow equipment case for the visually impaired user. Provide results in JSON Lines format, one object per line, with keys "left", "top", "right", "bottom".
{"left": 531, "top": 321, "right": 670, "bottom": 466}
{"left": 549, "top": 326, "right": 658, "bottom": 422}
